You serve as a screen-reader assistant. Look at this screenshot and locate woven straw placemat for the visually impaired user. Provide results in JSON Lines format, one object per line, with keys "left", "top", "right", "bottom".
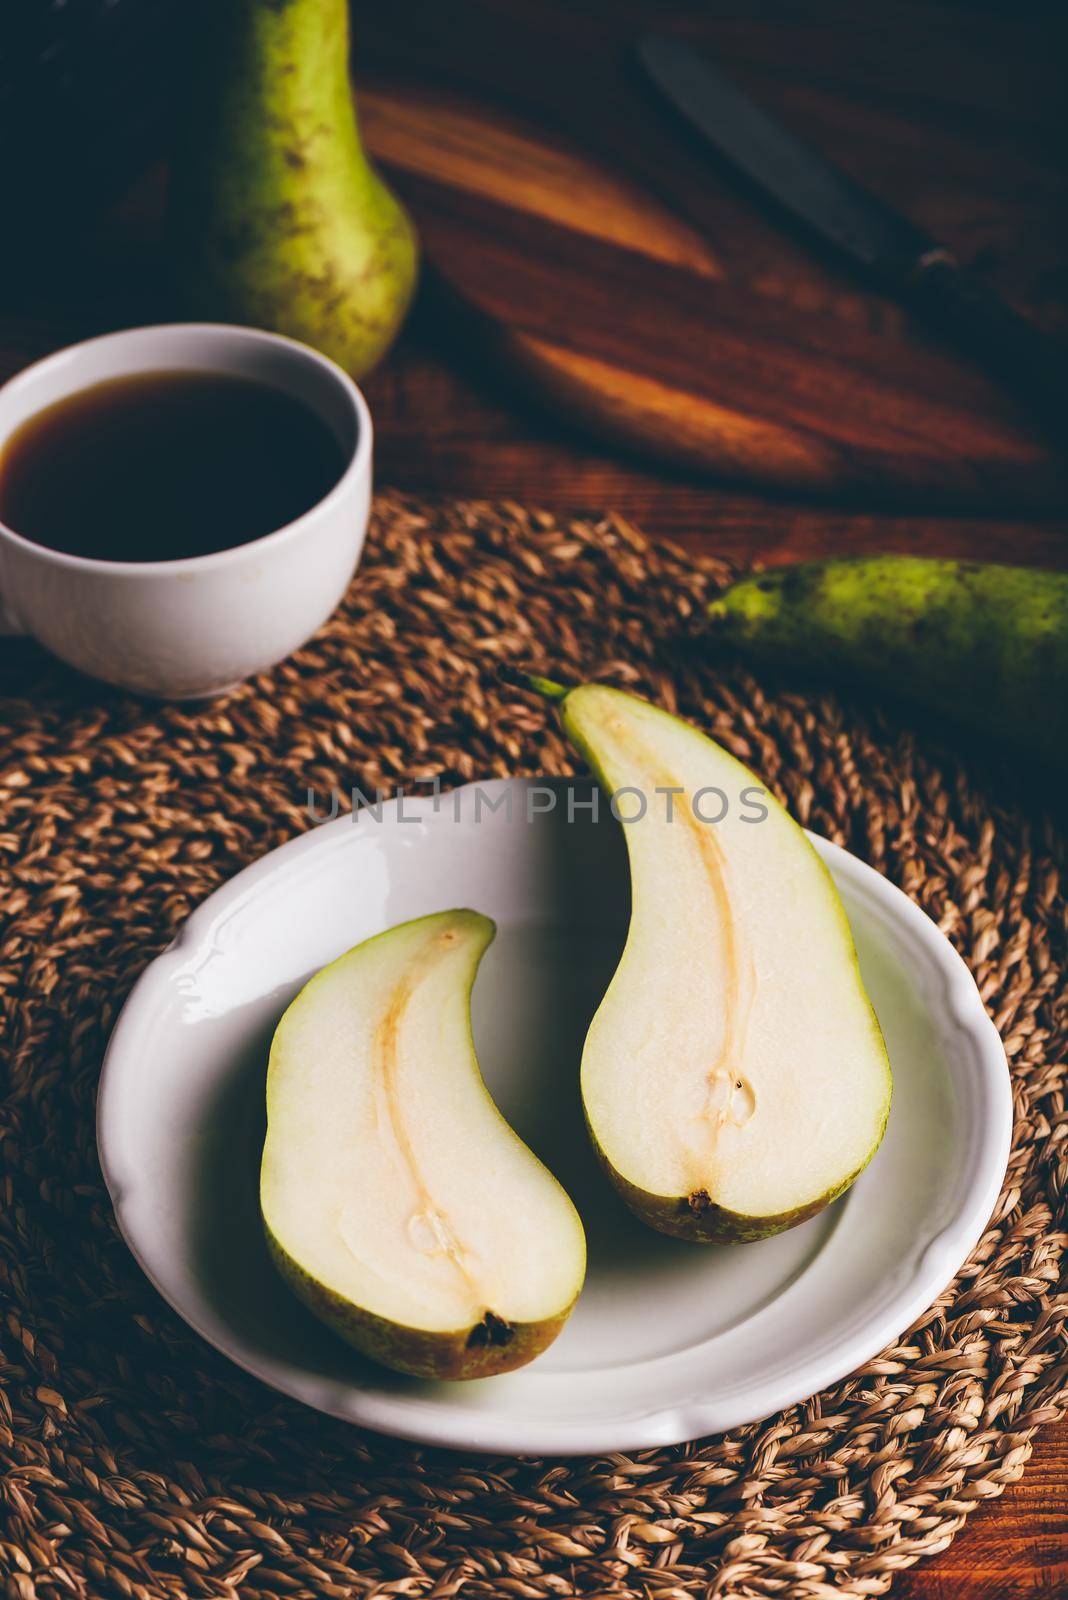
{"left": 0, "top": 492, "right": 1064, "bottom": 1600}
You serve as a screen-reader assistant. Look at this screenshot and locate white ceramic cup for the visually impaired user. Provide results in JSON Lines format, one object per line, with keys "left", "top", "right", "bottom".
{"left": 0, "top": 323, "right": 372, "bottom": 699}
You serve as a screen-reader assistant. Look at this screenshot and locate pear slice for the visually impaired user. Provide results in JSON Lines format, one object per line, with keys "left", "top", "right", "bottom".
{"left": 261, "top": 910, "right": 586, "bottom": 1379}
{"left": 551, "top": 681, "right": 892, "bottom": 1243}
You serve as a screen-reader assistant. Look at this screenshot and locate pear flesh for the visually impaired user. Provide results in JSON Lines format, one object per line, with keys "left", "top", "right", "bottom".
{"left": 560, "top": 685, "right": 892, "bottom": 1242}
{"left": 261, "top": 910, "right": 586, "bottom": 1378}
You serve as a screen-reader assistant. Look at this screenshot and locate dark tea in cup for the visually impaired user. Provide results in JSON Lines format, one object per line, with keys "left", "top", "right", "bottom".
{"left": 0, "top": 369, "right": 347, "bottom": 564}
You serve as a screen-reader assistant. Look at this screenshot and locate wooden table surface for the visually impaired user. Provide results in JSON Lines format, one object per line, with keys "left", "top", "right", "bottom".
{"left": 363, "top": 327, "right": 1068, "bottom": 574}
{"left": 0, "top": 2, "right": 1065, "bottom": 1594}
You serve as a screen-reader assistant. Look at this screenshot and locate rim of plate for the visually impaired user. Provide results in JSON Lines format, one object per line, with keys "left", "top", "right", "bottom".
{"left": 96, "top": 777, "right": 1012, "bottom": 1455}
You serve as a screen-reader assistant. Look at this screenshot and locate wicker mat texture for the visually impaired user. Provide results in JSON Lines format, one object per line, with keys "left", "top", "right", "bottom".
{"left": 0, "top": 491, "right": 1065, "bottom": 1600}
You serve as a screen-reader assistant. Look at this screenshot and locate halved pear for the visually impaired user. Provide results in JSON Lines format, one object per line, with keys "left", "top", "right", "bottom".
{"left": 261, "top": 910, "right": 586, "bottom": 1378}
{"left": 552, "top": 682, "right": 892, "bottom": 1243}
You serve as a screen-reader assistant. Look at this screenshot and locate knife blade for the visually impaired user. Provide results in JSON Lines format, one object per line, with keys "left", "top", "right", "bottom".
{"left": 636, "top": 33, "right": 1068, "bottom": 423}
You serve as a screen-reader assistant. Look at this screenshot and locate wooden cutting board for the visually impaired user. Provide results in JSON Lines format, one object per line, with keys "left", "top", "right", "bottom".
{"left": 354, "top": 0, "right": 1068, "bottom": 509}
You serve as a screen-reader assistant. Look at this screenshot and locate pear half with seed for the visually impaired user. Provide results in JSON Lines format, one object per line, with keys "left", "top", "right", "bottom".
{"left": 261, "top": 910, "right": 586, "bottom": 1379}
{"left": 544, "top": 679, "right": 892, "bottom": 1243}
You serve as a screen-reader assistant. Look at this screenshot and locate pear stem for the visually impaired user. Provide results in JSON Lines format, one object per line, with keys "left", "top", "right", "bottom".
{"left": 498, "top": 665, "right": 572, "bottom": 702}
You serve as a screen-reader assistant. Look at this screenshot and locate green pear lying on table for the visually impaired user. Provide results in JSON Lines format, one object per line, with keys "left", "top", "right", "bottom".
{"left": 261, "top": 911, "right": 585, "bottom": 1379}
{"left": 524, "top": 676, "right": 892, "bottom": 1243}
{"left": 708, "top": 556, "right": 1068, "bottom": 767}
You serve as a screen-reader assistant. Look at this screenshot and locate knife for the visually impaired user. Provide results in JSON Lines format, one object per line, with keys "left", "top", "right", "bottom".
{"left": 636, "top": 33, "right": 1068, "bottom": 421}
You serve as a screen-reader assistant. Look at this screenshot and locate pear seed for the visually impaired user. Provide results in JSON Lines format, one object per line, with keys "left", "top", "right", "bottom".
{"left": 407, "top": 1208, "right": 463, "bottom": 1261}
{"left": 706, "top": 1069, "right": 733, "bottom": 1116}
{"left": 730, "top": 1076, "right": 757, "bottom": 1127}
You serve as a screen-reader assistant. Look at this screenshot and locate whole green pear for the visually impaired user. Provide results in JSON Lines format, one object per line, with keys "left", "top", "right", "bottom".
{"left": 709, "top": 557, "right": 1068, "bottom": 767}
{"left": 169, "top": 0, "right": 418, "bottom": 377}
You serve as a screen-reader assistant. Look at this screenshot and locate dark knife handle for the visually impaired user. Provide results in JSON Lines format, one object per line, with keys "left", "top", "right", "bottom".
{"left": 908, "top": 253, "right": 1068, "bottom": 423}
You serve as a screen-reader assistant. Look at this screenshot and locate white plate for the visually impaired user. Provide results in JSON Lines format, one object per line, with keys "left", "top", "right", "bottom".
{"left": 98, "top": 777, "right": 1011, "bottom": 1455}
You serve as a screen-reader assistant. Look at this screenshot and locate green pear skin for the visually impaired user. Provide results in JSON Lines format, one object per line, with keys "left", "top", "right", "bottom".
{"left": 596, "top": 1147, "right": 882, "bottom": 1245}
{"left": 708, "top": 557, "right": 1068, "bottom": 766}
{"left": 264, "top": 1227, "right": 576, "bottom": 1382}
{"left": 170, "top": 0, "right": 418, "bottom": 377}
